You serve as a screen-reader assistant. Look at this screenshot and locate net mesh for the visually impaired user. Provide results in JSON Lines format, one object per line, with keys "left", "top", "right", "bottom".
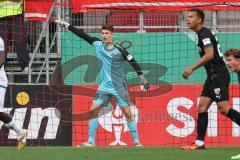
{"left": 0, "top": 0, "right": 240, "bottom": 147}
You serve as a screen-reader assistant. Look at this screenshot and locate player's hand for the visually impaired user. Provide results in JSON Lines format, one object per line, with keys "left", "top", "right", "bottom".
{"left": 55, "top": 14, "right": 70, "bottom": 28}
{"left": 139, "top": 75, "right": 150, "bottom": 91}
{"left": 182, "top": 67, "right": 194, "bottom": 79}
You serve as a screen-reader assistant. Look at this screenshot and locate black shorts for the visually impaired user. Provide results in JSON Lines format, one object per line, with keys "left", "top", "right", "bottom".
{"left": 201, "top": 73, "right": 230, "bottom": 102}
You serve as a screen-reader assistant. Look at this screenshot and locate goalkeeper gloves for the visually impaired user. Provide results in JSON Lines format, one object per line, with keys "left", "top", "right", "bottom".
{"left": 139, "top": 75, "right": 150, "bottom": 91}
{"left": 55, "top": 14, "right": 70, "bottom": 28}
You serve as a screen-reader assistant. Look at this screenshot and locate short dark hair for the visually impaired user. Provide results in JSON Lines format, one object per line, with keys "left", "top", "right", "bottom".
{"left": 189, "top": 8, "right": 205, "bottom": 23}
{"left": 225, "top": 49, "right": 240, "bottom": 59}
{"left": 102, "top": 25, "right": 114, "bottom": 32}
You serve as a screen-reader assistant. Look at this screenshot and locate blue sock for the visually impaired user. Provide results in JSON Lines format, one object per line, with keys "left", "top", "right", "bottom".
{"left": 88, "top": 118, "right": 98, "bottom": 145}
{"left": 127, "top": 121, "right": 139, "bottom": 144}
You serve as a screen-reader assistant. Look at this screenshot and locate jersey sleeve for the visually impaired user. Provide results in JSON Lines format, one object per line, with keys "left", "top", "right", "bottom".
{"left": 113, "top": 44, "right": 133, "bottom": 61}
{"left": 92, "top": 41, "right": 103, "bottom": 58}
{"left": 68, "top": 25, "right": 100, "bottom": 44}
{"left": 199, "top": 31, "right": 213, "bottom": 50}
{"left": 114, "top": 43, "right": 143, "bottom": 75}
{"left": 92, "top": 41, "right": 101, "bottom": 48}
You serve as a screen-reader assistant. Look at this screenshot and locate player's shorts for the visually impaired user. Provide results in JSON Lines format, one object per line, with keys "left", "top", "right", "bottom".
{"left": 93, "top": 83, "right": 131, "bottom": 107}
{"left": 201, "top": 73, "right": 230, "bottom": 102}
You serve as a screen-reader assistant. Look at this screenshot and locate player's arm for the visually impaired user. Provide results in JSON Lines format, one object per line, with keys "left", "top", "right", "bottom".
{"left": 183, "top": 37, "right": 214, "bottom": 79}
{"left": 0, "top": 51, "right": 5, "bottom": 69}
{"left": 115, "top": 44, "right": 150, "bottom": 91}
{"left": 190, "top": 47, "right": 214, "bottom": 71}
{"left": 55, "top": 15, "right": 99, "bottom": 44}
{"left": 0, "top": 39, "right": 5, "bottom": 69}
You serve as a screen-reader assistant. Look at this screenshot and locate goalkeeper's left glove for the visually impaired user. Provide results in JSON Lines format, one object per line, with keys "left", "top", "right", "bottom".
{"left": 55, "top": 14, "right": 70, "bottom": 28}
{"left": 139, "top": 75, "right": 150, "bottom": 91}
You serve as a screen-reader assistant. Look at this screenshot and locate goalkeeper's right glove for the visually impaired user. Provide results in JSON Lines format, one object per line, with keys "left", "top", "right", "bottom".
{"left": 55, "top": 14, "right": 70, "bottom": 28}
{"left": 139, "top": 75, "right": 150, "bottom": 91}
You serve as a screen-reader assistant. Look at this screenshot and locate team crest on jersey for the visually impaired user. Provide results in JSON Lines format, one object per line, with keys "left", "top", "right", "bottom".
{"left": 214, "top": 88, "right": 221, "bottom": 99}
{"left": 110, "top": 51, "right": 115, "bottom": 56}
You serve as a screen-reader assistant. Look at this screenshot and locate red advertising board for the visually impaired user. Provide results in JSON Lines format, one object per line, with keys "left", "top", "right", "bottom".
{"left": 72, "top": 0, "right": 240, "bottom": 13}
{"left": 73, "top": 84, "right": 240, "bottom": 146}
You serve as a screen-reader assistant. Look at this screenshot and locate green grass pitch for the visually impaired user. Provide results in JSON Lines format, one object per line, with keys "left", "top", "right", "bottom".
{"left": 0, "top": 147, "right": 239, "bottom": 160}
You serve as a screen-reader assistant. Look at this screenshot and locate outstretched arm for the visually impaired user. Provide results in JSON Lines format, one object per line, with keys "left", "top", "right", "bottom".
{"left": 55, "top": 15, "right": 99, "bottom": 44}
{"left": 68, "top": 25, "right": 99, "bottom": 44}
{"left": 114, "top": 44, "right": 150, "bottom": 91}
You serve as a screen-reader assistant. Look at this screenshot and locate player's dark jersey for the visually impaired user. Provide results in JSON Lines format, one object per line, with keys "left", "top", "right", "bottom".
{"left": 197, "top": 27, "right": 229, "bottom": 77}
{"left": 238, "top": 73, "right": 240, "bottom": 83}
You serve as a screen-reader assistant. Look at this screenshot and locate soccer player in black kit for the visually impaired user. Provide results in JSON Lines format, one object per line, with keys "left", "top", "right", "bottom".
{"left": 182, "top": 8, "right": 240, "bottom": 150}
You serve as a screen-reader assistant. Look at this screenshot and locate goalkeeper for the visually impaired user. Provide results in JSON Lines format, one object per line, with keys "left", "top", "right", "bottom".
{"left": 56, "top": 16, "right": 149, "bottom": 147}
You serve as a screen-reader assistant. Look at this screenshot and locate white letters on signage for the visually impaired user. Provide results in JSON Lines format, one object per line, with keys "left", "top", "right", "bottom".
{"left": 166, "top": 97, "right": 195, "bottom": 137}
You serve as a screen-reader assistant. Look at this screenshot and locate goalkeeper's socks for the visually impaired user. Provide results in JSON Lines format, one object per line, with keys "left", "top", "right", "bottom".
{"left": 227, "top": 108, "right": 240, "bottom": 126}
{"left": 196, "top": 112, "right": 208, "bottom": 141}
{"left": 88, "top": 118, "right": 98, "bottom": 145}
{"left": 5, "top": 120, "right": 24, "bottom": 137}
{"left": 127, "top": 121, "right": 139, "bottom": 144}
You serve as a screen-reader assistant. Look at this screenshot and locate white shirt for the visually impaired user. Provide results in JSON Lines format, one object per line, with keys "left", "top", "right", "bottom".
{"left": 0, "top": 37, "right": 4, "bottom": 52}
{"left": 0, "top": 37, "right": 8, "bottom": 88}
